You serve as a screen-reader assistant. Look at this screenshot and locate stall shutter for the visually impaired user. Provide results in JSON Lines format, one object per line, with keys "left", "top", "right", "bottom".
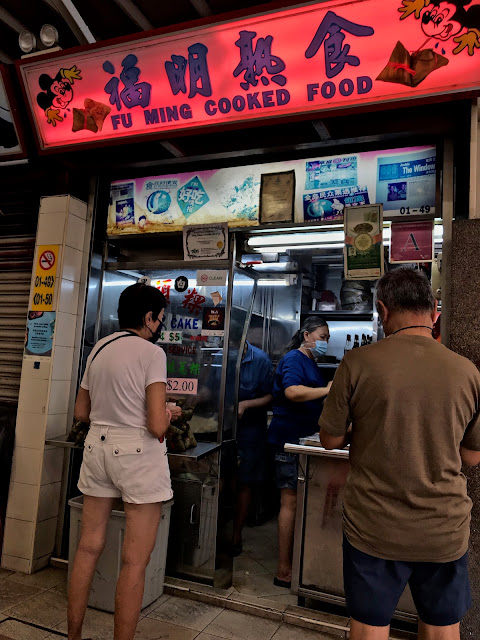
{"left": 0, "top": 236, "right": 35, "bottom": 404}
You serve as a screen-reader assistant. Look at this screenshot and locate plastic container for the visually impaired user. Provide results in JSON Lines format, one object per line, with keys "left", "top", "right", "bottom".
{"left": 68, "top": 496, "right": 173, "bottom": 613}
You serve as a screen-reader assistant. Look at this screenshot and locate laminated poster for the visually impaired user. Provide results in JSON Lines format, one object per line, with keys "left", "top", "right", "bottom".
{"left": 303, "top": 186, "right": 369, "bottom": 222}
{"left": 376, "top": 149, "right": 436, "bottom": 215}
{"left": 25, "top": 311, "right": 56, "bottom": 358}
{"left": 344, "top": 204, "right": 383, "bottom": 281}
{"left": 108, "top": 168, "right": 260, "bottom": 235}
{"left": 390, "top": 220, "right": 434, "bottom": 264}
{"left": 305, "top": 157, "right": 357, "bottom": 190}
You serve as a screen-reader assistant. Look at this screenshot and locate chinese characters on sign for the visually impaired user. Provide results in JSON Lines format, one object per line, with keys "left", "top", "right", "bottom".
{"left": 233, "top": 30, "right": 286, "bottom": 90}
{"left": 177, "top": 176, "right": 209, "bottom": 218}
{"left": 21, "top": 0, "right": 480, "bottom": 150}
{"left": 181, "top": 288, "right": 206, "bottom": 315}
{"left": 165, "top": 43, "right": 212, "bottom": 98}
{"left": 305, "top": 11, "right": 374, "bottom": 79}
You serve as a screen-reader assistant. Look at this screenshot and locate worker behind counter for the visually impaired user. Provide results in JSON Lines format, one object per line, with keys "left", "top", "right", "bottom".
{"left": 233, "top": 341, "right": 274, "bottom": 556}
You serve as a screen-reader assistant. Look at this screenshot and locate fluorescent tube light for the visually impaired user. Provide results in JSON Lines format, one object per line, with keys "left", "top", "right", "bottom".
{"left": 235, "top": 279, "right": 289, "bottom": 286}
{"left": 104, "top": 280, "right": 136, "bottom": 287}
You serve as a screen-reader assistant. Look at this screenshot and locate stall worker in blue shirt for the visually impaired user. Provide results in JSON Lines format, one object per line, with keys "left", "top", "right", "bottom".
{"left": 268, "top": 317, "right": 332, "bottom": 588}
{"left": 233, "top": 341, "right": 274, "bottom": 555}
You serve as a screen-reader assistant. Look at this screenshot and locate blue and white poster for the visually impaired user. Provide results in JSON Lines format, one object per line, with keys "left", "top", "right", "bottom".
{"left": 303, "top": 186, "right": 369, "bottom": 222}
{"left": 376, "top": 149, "right": 436, "bottom": 215}
{"left": 25, "top": 311, "right": 56, "bottom": 357}
{"left": 305, "top": 156, "right": 357, "bottom": 190}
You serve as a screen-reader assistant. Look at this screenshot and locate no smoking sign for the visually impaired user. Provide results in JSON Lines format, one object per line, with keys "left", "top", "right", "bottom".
{"left": 32, "top": 245, "right": 59, "bottom": 311}
{"left": 39, "top": 250, "right": 56, "bottom": 271}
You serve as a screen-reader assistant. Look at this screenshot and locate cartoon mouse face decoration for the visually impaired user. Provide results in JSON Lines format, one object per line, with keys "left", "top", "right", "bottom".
{"left": 36, "top": 65, "right": 82, "bottom": 127}
{"left": 49, "top": 77, "right": 73, "bottom": 109}
{"left": 399, "top": 0, "right": 480, "bottom": 55}
{"left": 421, "top": 1, "right": 464, "bottom": 39}
{"left": 37, "top": 73, "right": 73, "bottom": 111}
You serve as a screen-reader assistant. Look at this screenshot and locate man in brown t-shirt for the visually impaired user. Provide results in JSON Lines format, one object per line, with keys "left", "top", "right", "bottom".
{"left": 319, "top": 268, "right": 480, "bottom": 640}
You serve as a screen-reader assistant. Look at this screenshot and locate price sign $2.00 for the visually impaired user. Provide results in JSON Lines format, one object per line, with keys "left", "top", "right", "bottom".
{"left": 167, "top": 378, "right": 198, "bottom": 395}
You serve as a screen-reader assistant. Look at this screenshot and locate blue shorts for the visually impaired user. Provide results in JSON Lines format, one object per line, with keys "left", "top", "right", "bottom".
{"left": 343, "top": 535, "right": 472, "bottom": 627}
{"left": 274, "top": 452, "right": 298, "bottom": 490}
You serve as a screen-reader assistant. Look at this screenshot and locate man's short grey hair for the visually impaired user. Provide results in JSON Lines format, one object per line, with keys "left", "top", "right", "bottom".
{"left": 375, "top": 268, "right": 435, "bottom": 314}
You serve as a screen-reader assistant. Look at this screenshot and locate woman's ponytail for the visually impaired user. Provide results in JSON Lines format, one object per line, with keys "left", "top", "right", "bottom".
{"left": 285, "top": 329, "right": 303, "bottom": 353}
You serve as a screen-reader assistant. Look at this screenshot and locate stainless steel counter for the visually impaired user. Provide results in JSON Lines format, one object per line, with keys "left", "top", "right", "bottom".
{"left": 286, "top": 442, "right": 417, "bottom": 622}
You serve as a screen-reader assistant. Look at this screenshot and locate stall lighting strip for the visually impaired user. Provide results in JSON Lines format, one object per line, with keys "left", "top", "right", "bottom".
{"left": 235, "top": 279, "right": 290, "bottom": 286}
{"left": 247, "top": 223, "right": 443, "bottom": 253}
{"left": 104, "top": 277, "right": 291, "bottom": 287}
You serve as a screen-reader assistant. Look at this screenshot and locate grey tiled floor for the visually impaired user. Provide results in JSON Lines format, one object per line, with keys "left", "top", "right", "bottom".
{"left": 232, "top": 519, "right": 297, "bottom": 605}
{"left": 0, "top": 565, "right": 342, "bottom": 640}
{"left": 0, "top": 565, "right": 413, "bottom": 639}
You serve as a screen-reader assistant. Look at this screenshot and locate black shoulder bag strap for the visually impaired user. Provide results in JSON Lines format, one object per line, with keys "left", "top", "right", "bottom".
{"left": 90, "top": 331, "right": 139, "bottom": 365}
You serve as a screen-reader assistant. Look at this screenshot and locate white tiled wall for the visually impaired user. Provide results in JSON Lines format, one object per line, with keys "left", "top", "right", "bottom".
{"left": 36, "top": 213, "right": 67, "bottom": 246}
{"left": 3, "top": 519, "right": 35, "bottom": 560}
{"left": 55, "top": 312, "right": 77, "bottom": 348}
{"left": 10, "top": 447, "right": 44, "bottom": 485}
{"left": 6, "top": 483, "right": 39, "bottom": 522}
{"left": 45, "top": 413, "right": 69, "bottom": 439}
{"left": 48, "top": 380, "right": 71, "bottom": 415}
{"left": 51, "top": 346, "right": 74, "bottom": 381}
{"left": 62, "top": 247, "right": 83, "bottom": 283}
{"left": 38, "top": 483, "right": 62, "bottom": 522}
{"left": 17, "top": 379, "right": 49, "bottom": 415}
{"left": 58, "top": 279, "right": 81, "bottom": 315}
{"left": 15, "top": 412, "right": 47, "bottom": 450}
{"left": 2, "top": 194, "right": 91, "bottom": 574}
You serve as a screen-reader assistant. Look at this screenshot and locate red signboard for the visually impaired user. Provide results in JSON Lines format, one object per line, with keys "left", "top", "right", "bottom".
{"left": 390, "top": 220, "right": 434, "bottom": 263}
{"left": 18, "top": 0, "right": 480, "bottom": 151}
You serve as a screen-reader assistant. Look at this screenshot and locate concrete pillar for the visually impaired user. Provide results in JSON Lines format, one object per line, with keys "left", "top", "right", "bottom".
{"left": 1, "top": 195, "right": 91, "bottom": 574}
{"left": 450, "top": 220, "right": 480, "bottom": 639}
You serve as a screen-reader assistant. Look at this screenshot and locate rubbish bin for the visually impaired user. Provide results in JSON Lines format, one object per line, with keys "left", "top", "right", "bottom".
{"left": 68, "top": 496, "right": 173, "bottom": 613}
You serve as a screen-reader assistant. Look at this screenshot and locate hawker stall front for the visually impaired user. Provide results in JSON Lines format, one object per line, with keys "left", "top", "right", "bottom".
{"left": 3, "top": 0, "right": 479, "bottom": 632}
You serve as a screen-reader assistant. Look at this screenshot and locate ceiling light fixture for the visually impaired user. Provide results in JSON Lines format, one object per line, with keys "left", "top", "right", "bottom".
{"left": 40, "top": 24, "right": 59, "bottom": 48}
{"left": 19, "top": 30, "right": 37, "bottom": 54}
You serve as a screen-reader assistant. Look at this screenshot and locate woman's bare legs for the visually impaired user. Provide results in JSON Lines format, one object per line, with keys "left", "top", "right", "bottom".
{"left": 67, "top": 496, "right": 115, "bottom": 640}
{"left": 276, "top": 488, "right": 297, "bottom": 582}
{"left": 114, "top": 502, "right": 162, "bottom": 640}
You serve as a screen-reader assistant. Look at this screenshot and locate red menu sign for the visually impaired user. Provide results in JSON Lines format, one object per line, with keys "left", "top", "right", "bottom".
{"left": 19, "top": 0, "right": 480, "bottom": 151}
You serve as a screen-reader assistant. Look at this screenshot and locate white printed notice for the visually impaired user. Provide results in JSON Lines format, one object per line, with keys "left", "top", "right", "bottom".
{"left": 183, "top": 223, "right": 228, "bottom": 261}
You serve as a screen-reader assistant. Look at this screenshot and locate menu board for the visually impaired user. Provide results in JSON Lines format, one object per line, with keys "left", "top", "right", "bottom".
{"left": 107, "top": 145, "right": 436, "bottom": 235}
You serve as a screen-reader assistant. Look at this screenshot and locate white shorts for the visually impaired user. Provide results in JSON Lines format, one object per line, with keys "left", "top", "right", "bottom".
{"left": 78, "top": 425, "right": 173, "bottom": 504}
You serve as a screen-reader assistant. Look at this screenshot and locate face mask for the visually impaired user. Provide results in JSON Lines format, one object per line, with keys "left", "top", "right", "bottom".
{"left": 147, "top": 320, "right": 163, "bottom": 344}
{"left": 310, "top": 340, "right": 328, "bottom": 357}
